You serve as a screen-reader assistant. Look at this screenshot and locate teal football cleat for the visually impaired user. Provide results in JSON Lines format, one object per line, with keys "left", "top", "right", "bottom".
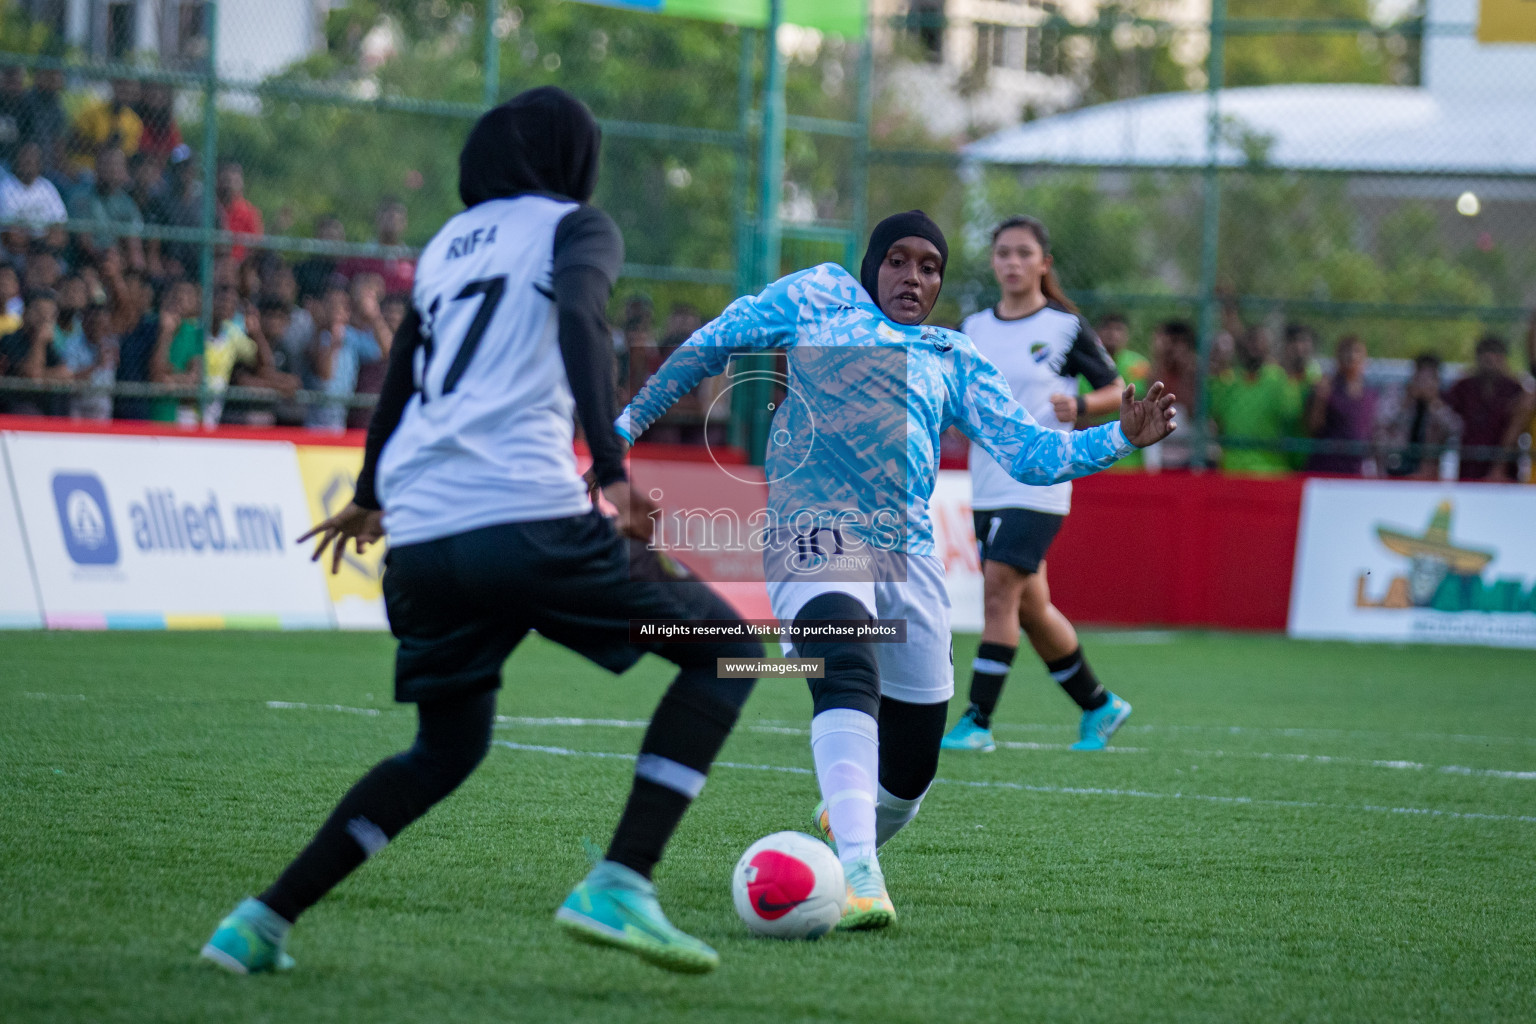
{"left": 200, "top": 898, "right": 295, "bottom": 974}
{"left": 1070, "top": 692, "right": 1132, "bottom": 751}
{"left": 556, "top": 860, "right": 719, "bottom": 974}
{"left": 940, "top": 707, "right": 996, "bottom": 752}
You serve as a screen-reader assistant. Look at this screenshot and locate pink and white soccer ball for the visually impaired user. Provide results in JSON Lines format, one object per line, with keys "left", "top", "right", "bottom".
{"left": 731, "top": 831, "right": 846, "bottom": 939}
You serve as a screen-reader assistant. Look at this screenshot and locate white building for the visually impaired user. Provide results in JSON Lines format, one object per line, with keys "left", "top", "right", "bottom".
{"left": 962, "top": 0, "right": 1536, "bottom": 257}
{"left": 873, "top": 0, "right": 1210, "bottom": 139}
{"left": 22, "top": 0, "right": 330, "bottom": 82}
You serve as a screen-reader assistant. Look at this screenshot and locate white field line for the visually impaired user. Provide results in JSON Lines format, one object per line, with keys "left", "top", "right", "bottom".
{"left": 491, "top": 716, "right": 1536, "bottom": 782}
{"left": 997, "top": 740, "right": 1536, "bottom": 781}
{"left": 20, "top": 693, "right": 1528, "bottom": 751}
{"left": 495, "top": 715, "right": 808, "bottom": 737}
{"left": 494, "top": 740, "right": 815, "bottom": 776}
{"left": 490, "top": 740, "right": 1536, "bottom": 826}
{"left": 993, "top": 720, "right": 1536, "bottom": 748}
{"left": 752, "top": 717, "right": 1536, "bottom": 747}
{"left": 1076, "top": 630, "right": 1178, "bottom": 645}
{"left": 495, "top": 715, "right": 649, "bottom": 728}
{"left": 265, "top": 700, "right": 381, "bottom": 717}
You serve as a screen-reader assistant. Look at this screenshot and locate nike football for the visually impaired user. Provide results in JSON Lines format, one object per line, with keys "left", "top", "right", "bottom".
{"left": 731, "top": 831, "right": 847, "bottom": 939}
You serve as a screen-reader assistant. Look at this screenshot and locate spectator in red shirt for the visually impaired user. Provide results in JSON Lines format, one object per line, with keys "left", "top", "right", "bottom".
{"left": 1444, "top": 335, "right": 1534, "bottom": 481}
{"left": 134, "top": 82, "right": 182, "bottom": 160}
{"left": 337, "top": 195, "right": 413, "bottom": 296}
{"left": 216, "top": 160, "right": 262, "bottom": 262}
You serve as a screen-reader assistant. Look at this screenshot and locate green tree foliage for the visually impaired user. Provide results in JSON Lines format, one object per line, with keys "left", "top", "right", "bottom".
{"left": 1073, "top": 2, "right": 1202, "bottom": 104}
{"left": 1225, "top": 0, "right": 1420, "bottom": 88}
{"left": 0, "top": 0, "right": 1519, "bottom": 359}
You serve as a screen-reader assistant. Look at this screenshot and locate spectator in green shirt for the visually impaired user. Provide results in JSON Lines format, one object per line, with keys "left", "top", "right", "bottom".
{"left": 1080, "top": 313, "right": 1152, "bottom": 468}
{"left": 1208, "top": 327, "right": 1304, "bottom": 475}
{"left": 1281, "top": 323, "right": 1324, "bottom": 389}
{"left": 148, "top": 278, "right": 203, "bottom": 423}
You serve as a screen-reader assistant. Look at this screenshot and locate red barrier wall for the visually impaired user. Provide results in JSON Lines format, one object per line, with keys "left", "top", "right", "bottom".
{"left": 1046, "top": 472, "right": 1306, "bottom": 631}
{"left": 1, "top": 415, "right": 1307, "bottom": 630}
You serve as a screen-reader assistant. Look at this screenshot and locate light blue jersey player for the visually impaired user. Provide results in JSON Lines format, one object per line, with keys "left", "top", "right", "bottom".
{"left": 619, "top": 211, "right": 1179, "bottom": 931}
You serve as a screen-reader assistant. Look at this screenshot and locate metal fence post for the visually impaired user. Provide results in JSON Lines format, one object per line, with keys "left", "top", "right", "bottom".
{"left": 1193, "top": 0, "right": 1226, "bottom": 470}
{"left": 847, "top": 25, "right": 873, "bottom": 270}
{"left": 742, "top": 0, "right": 787, "bottom": 464}
{"left": 483, "top": 0, "right": 501, "bottom": 108}
{"left": 196, "top": 1, "right": 220, "bottom": 426}
{"left": 729, "top": 26, "right": 758, "bottom": 454}
{"left": 755, "top": 0, "right": 785, "bottom": 291}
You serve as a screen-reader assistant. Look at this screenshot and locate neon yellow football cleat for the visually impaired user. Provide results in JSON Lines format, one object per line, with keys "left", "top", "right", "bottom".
{"left": 837, "top": 856, "right": 896, "bottom": 931}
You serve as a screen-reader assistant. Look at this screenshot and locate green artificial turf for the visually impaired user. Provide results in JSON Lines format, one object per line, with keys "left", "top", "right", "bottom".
{"left": 3, "top": 630, "right": 1534, "bottom": 1023}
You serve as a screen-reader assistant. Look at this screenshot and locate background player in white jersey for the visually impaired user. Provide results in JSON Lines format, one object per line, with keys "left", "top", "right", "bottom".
{"left": 617, "top": 210, "right": 1177, "bottom": 931}
{"left": 200, "top": 88, "right": 761, "bottom": 977}
{"left": 941, "top": 215, "right": 1134, "bottom": 755}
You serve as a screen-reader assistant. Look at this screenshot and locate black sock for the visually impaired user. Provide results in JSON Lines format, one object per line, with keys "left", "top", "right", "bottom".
{"left": 606, "top": 668, "right": 741, "bottom": 879}
{"left": 967, "top": 641, "right": 1017, "bottom": 727}
{"left": 259, "top": 689, "right": 494, "bottom": 923}
{"left": 878, "top": 697, "right": 948, "bottom": 800}
{"left": 1046, "top": 647, "right": 1107, "bottom": 711}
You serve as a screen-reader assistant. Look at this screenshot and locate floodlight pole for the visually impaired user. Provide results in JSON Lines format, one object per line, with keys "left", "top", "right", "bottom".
{"left": 1193, "top": 0, "right": 1226, "bottom": 470}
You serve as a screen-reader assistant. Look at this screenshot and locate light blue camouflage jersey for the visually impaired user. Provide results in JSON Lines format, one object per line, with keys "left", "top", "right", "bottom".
{"left": 616, "top": 263, "right": 1135, "bottom": 557}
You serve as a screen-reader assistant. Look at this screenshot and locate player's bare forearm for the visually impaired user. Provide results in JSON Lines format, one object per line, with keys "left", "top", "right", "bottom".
{"left": 1081, "top": 380, "right": 1124, "bottom": 420}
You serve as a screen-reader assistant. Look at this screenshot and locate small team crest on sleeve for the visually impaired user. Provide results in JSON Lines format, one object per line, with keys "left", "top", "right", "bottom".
{"left": 924, "top": 328, "right": 953, "bottom": 353}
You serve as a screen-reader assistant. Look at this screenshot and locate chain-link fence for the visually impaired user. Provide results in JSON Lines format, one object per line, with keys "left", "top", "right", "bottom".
{"left": 0, "top": 0, "right": 1530, "bottom": 479}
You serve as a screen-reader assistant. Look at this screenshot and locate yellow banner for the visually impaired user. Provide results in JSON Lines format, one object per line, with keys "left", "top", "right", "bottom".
{"left": 1480, "top": 0, "right": 1536, "bottom": 43}
{"left": 295, "top": 446, "right": 387, "bottom": 626}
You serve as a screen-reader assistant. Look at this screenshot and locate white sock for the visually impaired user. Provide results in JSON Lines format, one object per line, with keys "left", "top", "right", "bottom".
{"left": 810, "top": 708, "right": 879, "bottom": 865}
{"left": 875, "top": 783, "right": 928, "bottom": 848}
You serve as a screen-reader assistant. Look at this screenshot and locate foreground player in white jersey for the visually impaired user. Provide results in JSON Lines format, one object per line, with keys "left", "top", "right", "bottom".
{"left": 200, "top": 88, "right": 761, "bottom": 976}
{"left": 942, "top": 215, "right": 1134, "bottom": 755}
{"left": 617, "top": 210, "right": 1177, "bottom": 929}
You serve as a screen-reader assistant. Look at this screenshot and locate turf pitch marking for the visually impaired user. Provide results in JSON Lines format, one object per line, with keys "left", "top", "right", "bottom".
{"left": 266, "top": 700, "right": 382, "bottom": 716}
{"left": 491, "top": 739, "right": 1536, "bottom": 826}
{"left": 496, "top": 715, "right": 1536, "bottom": 781}
{"left": 997, "top": 741, "right": 1536, "bottom": 780}
{"left": 249, "top": 703, "right": 1536, "bottom": 781}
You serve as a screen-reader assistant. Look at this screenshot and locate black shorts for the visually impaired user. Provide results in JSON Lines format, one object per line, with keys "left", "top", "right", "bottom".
{"left": 972, "top": 508, "right": 1065, "bottom": 575}
{"left": 382, "top": 510, "right": 755, "bottom": 703}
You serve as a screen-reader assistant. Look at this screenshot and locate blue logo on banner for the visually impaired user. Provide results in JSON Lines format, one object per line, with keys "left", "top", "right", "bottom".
{"left": 52, "top": 473, "right": 119, "bottom": 566}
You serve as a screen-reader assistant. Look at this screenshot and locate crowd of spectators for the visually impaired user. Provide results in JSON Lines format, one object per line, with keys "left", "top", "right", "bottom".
{"left": 0, "top": 69, "right": 413, "bottom": 431}
{"left": 1191, "top": 304, "right": 1536, "bottom": 481}
{"left": 0, "top": 69, "right": 1530, "bottom": 480}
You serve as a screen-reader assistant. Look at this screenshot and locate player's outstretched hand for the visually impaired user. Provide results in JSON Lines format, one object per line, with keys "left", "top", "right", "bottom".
{"left": 1119, "top": 381, "right": 1178, "bottom": 448}
{"left": 297, "top": 501, "right": 385, "bottom": 575}
{"left": 600, "top": 480, "right": 658, "bottom": 543}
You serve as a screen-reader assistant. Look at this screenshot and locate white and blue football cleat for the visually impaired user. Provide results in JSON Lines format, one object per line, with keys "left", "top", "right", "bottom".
{"left": 200, "top": 898, "right": 295, "bottom": 974}
{"left": 556, "top": 860, "right": 719, "bottom": 974}
{"left": 1070, "top": 692, "right": 1132, "bottom": 751}
{"left": 940, "top": 707, "right": 997, "bottom": 752}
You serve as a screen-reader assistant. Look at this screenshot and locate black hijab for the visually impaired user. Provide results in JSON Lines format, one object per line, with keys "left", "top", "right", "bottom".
{"left": 458, "top": 86, "right": 601, "bottom": 208}
{"left": 858, "top": 210, "right": 949, "bottom": 302}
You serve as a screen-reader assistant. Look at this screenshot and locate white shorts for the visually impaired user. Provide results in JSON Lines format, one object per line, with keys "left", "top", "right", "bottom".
{"left": 766, "top": 549, "right": 954, "bottom": 705}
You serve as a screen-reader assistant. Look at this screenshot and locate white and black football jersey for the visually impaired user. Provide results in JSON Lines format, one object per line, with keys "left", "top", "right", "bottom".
{"left": 963, "top": 303, "right": 1119, "bottom": 515}
{"left": 375, "top": 195, "right": 622, "bottom": 546}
